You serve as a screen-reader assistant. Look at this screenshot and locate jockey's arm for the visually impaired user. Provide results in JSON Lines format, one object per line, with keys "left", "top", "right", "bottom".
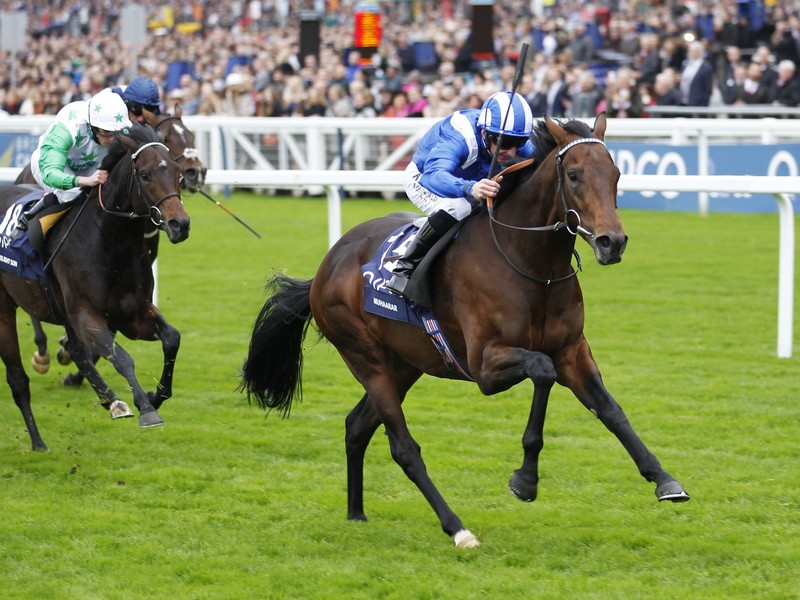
{"left": 37, "top": 122, "right": 79, "bottom": 190}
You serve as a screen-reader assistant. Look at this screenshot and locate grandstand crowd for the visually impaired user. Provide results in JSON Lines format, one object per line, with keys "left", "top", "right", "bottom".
{"left": 0, "top": 0, "right": 799, "bottom": 119}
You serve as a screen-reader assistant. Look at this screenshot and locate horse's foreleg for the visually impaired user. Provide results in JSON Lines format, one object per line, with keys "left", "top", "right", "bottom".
{"left": 30, "top": 317, "right": 50, "bottom": 374}
{"left": 473, "top": 345, "right": 558, "bottom": 503}
{"left": 65, "top": 340, "right": 133, "bottom": 418}
{"left": 0, "top": 305, "right": 46, "bottom": 451}
{"left": 119, "top": 304, "right": 180, "bottom": 411}
{"left": 69, "top": 318, "right": 162, "bottom": 428}
{"left": 559, "top": 341, "right": 689, "bottom": 502}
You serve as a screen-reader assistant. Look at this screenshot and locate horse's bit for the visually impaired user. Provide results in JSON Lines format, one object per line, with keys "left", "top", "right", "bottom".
{"left": 487, "top": 137, "right": 608, "bottom": 284}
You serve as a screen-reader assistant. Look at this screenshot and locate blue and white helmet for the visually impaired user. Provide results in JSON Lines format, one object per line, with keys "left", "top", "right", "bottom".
{"left": 477, "top": 91, "right": 533, "bottom": 138}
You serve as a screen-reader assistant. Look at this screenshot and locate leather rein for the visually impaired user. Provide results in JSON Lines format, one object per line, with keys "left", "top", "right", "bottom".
{"left": 487, "top": 137, "right": 607, "bottom": 285}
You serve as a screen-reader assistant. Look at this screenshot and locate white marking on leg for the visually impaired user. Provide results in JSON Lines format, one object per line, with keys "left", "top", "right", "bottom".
{"left": 454, "top": 529, "right": 481, "bottom": 548}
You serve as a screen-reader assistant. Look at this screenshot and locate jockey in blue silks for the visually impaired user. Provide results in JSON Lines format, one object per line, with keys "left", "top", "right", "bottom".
{"left": 386, "top": 91, "right": 536, "bottom": 298}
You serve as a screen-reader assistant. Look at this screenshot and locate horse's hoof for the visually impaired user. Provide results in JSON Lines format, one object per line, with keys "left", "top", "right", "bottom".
{"left": 348, "top": 513, "right": 368, "bottom": 522}
{"left": 139, "top": 411, "right": 164, "bottom": 428}
{"left": 57, "top": 347, "right": 73, "bottom": 366}
{"left": 31, "top": 350, "right": 51, "bottom": 374}
{"left": 109, "top": 400, "right": 135, "bottom": 420}
{"left": 454, "top": 529, "right": 481, "bottom": 549}
{"left": 656, "top": 481, "right": 690, "bottom": 502}
{"left": 509, "top": 470, "right": 538, "bottom": 502}
{"left": 63, "top": 373, "right": 84, "bottom": 387}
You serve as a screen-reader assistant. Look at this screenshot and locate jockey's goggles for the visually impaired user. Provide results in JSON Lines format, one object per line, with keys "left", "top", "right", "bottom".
{"left": 128, "top": 101, "right": 161, "bottom": 116}
{"left": 92, "top": 127, "right": 116, "bottom": 138}
{"left": 486, "top": 132, "right": 528, "bottom": 150}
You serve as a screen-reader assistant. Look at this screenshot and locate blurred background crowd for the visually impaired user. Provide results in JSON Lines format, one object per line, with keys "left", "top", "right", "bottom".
{"left": 0, "top": 0, "right": 798, "bottom": 119}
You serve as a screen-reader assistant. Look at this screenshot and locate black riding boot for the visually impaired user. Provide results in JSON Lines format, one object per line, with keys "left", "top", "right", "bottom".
{"left": 386, "top": 210, "right": 458, "bottom": 298}
{"left": 14, "top": 192, "right": 58, "bottom": 236}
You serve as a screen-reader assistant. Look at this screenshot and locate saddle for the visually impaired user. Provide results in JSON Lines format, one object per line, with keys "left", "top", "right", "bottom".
{"left": 359, "top": 160, "right": 537, "bottom": 379}
{"left": 403, "top": 158, "right": 536, "bottom": 307}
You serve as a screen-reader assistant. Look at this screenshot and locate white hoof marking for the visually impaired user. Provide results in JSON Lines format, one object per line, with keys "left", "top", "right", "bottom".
{"left": 454, "top": 529, "right": 481, "bottom": 548}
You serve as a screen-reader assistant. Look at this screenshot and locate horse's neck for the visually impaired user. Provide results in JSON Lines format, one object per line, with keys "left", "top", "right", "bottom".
{"left": 491, "top": 164, "right": 576, "bottom": 276}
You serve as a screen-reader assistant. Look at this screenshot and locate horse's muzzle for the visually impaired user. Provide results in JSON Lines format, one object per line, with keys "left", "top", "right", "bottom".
{"left": 593, "top": 233, "right": 628, "bottom": 265}
{"left": 165, "top": 216, "right": 191, "bottom": 243}
{"left": 183, "top": 166, "right": 207, "bottom": 193}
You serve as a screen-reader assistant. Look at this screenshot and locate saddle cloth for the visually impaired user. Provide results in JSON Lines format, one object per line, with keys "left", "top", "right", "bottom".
{"left": 0, "top": 191, "right": 71, "bottom": 279}
{"left": 361, "top": 221, "right": 473, "bottom": 380}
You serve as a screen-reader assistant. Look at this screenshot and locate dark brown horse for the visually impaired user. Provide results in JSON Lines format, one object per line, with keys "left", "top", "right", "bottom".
{"left": 0, "top": 125, "right": 190, "bottom": 451}
{"left": 240, "top": 114, "right": 688, "bottom": 548}
{"left": 17, "top": 106, "right": 205, "bottom": 380}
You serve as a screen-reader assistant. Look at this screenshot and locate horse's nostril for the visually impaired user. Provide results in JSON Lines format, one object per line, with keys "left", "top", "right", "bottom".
{"left": 596, "top": 236, "right": 612, "bottom": 249}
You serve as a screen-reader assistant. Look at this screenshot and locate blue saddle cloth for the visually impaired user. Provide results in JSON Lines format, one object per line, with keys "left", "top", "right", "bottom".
{"left": 0, "top": 191, "right": 47, "bottom": 280}
{"left": 361, "top": 222, "right": 473, "bottom": 380}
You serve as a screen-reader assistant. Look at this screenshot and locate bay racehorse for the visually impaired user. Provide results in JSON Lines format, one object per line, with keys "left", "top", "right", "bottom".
{"left": 1, "top": 124, "right": 190, "bottom": 451}
{"left": 16, "top": 106, "right": 205, "bottom": 381}
{"left": 240, "top": 114, "right": 689, "bottom": 548}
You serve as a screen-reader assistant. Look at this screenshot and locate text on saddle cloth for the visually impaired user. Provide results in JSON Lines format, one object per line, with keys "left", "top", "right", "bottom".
{"left": 361, "top": 221, "right": 473, "bottom": 381}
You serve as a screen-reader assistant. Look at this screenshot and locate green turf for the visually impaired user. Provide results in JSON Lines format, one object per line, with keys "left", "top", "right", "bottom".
{"left": 1, "top": 192, "right": 799, "bottom": 599}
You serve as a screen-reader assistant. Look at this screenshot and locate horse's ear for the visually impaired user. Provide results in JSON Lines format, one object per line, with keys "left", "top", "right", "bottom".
{"left": 173, "top": 103, "right": 183, "bottom": 118}
{"left": 544, "top": 115, "right": 569, "bottom": 146}
{"left": 143, "top": 110, "right": 159, "bottom": 128}
{"left": 592, "top": 112, "right": 607, "bottom": 140}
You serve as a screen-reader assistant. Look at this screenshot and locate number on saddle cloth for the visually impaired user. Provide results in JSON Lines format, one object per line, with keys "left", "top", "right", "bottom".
{"left": 0, "top": 191, "right": 51, "bottom": 279}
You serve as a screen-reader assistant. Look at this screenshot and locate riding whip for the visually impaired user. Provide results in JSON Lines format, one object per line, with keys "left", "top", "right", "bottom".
{"left": 487, "top": 42, "right": 530, "bottom": 180}
{"left": 198, "top": 189, "right": 262, "bottom": 238}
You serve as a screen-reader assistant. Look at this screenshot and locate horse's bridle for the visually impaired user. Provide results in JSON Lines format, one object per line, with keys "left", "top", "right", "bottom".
{"left": 487, "top": 136, "right": 608, "bottom": 284}
{"left": 154, "top": 115, "right": 201, "bottom": 184}
{"left": 98, "top": 141, "right": 181, "bottom": 226}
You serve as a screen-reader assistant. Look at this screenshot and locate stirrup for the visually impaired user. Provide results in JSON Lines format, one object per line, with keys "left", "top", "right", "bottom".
{"left": 385, "top": 273, "right": 411, "bottom": 297}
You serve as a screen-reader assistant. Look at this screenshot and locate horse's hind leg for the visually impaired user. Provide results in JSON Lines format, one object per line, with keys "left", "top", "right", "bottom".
{"left": 340, "top": 348, "right": 479, "bottom": 548}
{"left": 0, "top": 301, "right": 46, "bottom": 450}
{"left": 345, "top": 392, "right": 378, "bottom": 522}
{"left": 345, "top": 363, "right": 422, "bottom": 522}
{"left": 30, "top": 317, "right": 50, "bottom": 374}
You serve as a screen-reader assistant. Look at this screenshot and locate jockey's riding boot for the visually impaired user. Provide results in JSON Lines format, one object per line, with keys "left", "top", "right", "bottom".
{"left": 14, "top": 192, "right": 58, "bottom": 236}
{"left": 386, "top": 210, "right": 458, "bottom": 298}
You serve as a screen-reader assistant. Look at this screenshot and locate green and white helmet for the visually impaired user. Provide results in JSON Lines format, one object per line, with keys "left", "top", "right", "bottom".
{"left": 87, "top": 90, "right": 132, "bottom": 131}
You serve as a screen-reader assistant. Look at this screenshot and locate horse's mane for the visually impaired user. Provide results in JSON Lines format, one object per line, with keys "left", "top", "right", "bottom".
{"left": 492, "top": 118, "right": 595, "bottom": 209}
{"left": 123, "top": 123, "right": 160, "bottom": 145}
{"left": 99, "top": 124, "right": 160, "bottom": 176}
{"left": 531, "top": 118, "right": 595, "bottom": 165}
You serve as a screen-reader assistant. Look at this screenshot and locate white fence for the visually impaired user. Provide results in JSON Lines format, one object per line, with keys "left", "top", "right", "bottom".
{"left": 0, "top": 116, "right": 796, "bottom": 358}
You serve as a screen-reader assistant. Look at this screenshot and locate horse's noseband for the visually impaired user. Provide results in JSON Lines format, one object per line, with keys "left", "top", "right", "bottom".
{"left": 555, "top": 137, "right": 607, "bottom": 238}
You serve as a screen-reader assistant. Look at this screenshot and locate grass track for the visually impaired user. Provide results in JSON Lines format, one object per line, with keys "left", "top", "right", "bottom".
{"left": 1, "top": 192, "right": 799, "bottom": 599}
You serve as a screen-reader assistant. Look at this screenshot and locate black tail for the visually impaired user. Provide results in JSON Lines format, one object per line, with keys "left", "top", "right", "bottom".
{"left": 240, "top": 274, "right": 314, "bottom": 416}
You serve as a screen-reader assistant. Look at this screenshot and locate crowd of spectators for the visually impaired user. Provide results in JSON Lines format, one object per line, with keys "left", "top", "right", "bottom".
{"left": 0, "top": 1, "right": 799, "bottom": 120}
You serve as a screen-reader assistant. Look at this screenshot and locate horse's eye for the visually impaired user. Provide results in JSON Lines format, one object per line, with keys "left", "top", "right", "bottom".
{"left": 567, "top": 170, "right": 578, "bottom": 182}
{"left": 140, "top": 171, "right": 152, "bottom": 182}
